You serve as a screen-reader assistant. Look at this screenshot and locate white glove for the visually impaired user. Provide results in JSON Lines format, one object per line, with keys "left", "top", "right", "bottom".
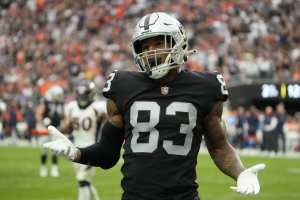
{"left": 230, "top": 163, "right": 266, "bottom": 195}
{"left": 43, "top": 117, "right": 51, "bottom": 127}
{"left": 43, "top": 125, "right": 79, "bottom": 161}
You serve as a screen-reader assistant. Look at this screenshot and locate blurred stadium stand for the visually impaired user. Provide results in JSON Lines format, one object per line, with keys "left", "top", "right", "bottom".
{"left": 0, "top": 0, "right": 299, "bottom": 155}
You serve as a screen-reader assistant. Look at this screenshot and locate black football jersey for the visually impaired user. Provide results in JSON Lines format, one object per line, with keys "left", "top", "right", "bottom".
{"left": 43, "top": 99, "right": 64, "bottom": 127}
{"left": 102, "top": 69, "right": 228, "bottom": 200}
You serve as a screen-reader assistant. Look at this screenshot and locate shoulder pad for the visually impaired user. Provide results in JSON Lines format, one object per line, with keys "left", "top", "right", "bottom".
{"left": 64, "top": 101, "right": 77, "bottom": 116}
{"left": 102, "top": 70, "right": 120, "bottom": 99}
{"left": 92, "top": 101, "right": 107, "bottom": 114}
{"left": 204, "top": 72, "right": 229, "bottom": 102}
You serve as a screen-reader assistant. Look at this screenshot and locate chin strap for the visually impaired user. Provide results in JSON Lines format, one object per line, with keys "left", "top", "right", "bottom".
{"left": 189, "top": 49, "right": 197, "bottom": 55}
{"left": 188, "top": 49, "right": 197, "bottom": 57}
{"left": 183, "top": 49, "right": 197, "bottom": 62}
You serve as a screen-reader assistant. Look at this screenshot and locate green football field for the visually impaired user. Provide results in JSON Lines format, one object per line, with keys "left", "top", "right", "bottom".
{"left": 0, "top": 147, "right": 299, "bottom": 200}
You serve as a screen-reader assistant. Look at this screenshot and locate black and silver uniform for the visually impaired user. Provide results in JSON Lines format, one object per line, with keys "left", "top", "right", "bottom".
{"left": 42, "top": 99, "right": 64, "bottom": 127}
{"left": 103, "top": 69, "right": 228, "bottom": 200}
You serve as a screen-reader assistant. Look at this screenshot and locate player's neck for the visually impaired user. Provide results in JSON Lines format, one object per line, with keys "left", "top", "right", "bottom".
{"left": 155, "top": 67, "right": 181, "bottom": 85}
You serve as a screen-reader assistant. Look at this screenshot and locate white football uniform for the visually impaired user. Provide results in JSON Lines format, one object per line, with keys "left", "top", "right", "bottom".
{"left": 65, "top": 100, "right": 106, "bottom": 147}
{"left": 65, "top": 100, "right": 106, "bottom": 181}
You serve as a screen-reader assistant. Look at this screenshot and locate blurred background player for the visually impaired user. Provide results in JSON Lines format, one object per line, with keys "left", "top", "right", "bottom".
{"left": 0, "top": 100, "right": 7, "bottom": 140}
{"left": 275, "top": 103, "right": 287, "bottom": 154}
{"left": 261, "top": 106, "right": 278, "bottom": 156}
{"left": 36, "top": 85, "right": 65, "bottom": 177}
{"left": 62, "top": 80, "right": 106, "bottom": 200}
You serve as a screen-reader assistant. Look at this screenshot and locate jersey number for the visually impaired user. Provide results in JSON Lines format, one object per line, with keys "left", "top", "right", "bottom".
{"left": 71, "top": 117, "right": 93, "bottom": 131}
{"left": 103, "top": 71, "right": 116, "bottom": 92}
{"left": 49, "top": 103, "right": 63, "bottom": 116}
{"left": 216, "top": 74, "right": 229, "bottom": 95}
{"left": 130, "top": 101, "right": 197, "bottom": 156}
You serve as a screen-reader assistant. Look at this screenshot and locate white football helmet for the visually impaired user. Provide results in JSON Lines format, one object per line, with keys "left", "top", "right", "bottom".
{"left": 131, "top": 12, "right": 188, "bottom": 79}
{"left": 45, "top": 86, "right": 64, "bottom": 102}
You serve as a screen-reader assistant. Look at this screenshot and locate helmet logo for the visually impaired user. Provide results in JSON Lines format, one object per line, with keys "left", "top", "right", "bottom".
{"left": 161, "top": 86, "right": 169, "bottom": 95}
{"left": 138, "top": 13, "right": 159, "bottom": 30}
{"left": 144, "top": 14, "right": 151, "bottom": 30}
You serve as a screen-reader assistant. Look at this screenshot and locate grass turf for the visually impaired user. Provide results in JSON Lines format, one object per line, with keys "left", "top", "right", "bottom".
{"left": 0, "top": 147, "right": 299, "bottom": 200}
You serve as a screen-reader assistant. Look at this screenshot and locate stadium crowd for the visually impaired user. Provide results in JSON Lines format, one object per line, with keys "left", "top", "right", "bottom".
{"left": 224, "top": 104, "right": 300, "bottom": 154}
{"left": 0, "top": 0, "right": 300, "bottom": 153}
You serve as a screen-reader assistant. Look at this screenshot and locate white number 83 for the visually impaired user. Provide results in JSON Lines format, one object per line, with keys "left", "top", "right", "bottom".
{"left": 130, "top": 101, "right": 197, "bottom": 156}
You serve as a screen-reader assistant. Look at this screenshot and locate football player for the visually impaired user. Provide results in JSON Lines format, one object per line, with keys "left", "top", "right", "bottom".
{"left": 62, "top": 81, "right": 106, "bottom": 200}
{"left": 37, "top": 85, "right": 64, "bottom": 177}
{"left": 44, "top": 12, "right": 266, "bottom": 199}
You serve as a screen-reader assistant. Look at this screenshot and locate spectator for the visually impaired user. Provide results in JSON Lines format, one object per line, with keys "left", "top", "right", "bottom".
{"left": 261, "top": 106, "right": 278, "bottom": 155}
{"left": 7, "top": 101, "right": 23, "bottom": 140}
{"left": 283, "top": 116, "right": 300, "bottom": 152}
{"left": 0, "top": 100, "right": 7, "bottom": 140}
{"left": 23, "top": 101, "right": 36, "bottom": 141}
{"left": 245, "top": 106, "right": 259, "bottom": 148}
{"left": 275, "top": 103, "right": 287, "bottom": 154}
{"left": 232, "top": 106, "right": 247, "bottom": 149}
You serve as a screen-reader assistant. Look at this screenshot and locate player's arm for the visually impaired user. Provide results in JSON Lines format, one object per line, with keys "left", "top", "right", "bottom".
{"left": 204, "top": 101, "right": 244, "bottom": 179}
{"left": 97, "top": 112, "right": 107, "bottom": 124}
{"left": 204, "top": 101, "right": 265, "bottom": 195}
{"left": 75, "top": 99, "right": 123, "bottom": 168}
{"left": 59, "top": 114, "right": 73, "bottom": 133}
{"left": 43, "top": 99, "right": 124, "bottom": 169}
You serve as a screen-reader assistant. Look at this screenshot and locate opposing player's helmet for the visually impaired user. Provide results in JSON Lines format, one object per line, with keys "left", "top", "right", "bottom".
{"left": 131, "top": 12, "right": 188, "bottom": 79}
{"left": 75, "top": 80, "right": 96, "bottom": 108}
{"left": 45, "top": 85, "right": 64, "bottom": 102}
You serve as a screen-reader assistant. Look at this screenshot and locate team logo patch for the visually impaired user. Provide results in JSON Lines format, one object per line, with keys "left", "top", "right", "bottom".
{"left": 161, "top": 86, "right": 169, "bottom": 95}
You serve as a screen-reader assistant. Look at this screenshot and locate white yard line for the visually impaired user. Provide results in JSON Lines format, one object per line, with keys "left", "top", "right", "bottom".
{"left": 288, "top": 168, "right": 300, "bottom": 174}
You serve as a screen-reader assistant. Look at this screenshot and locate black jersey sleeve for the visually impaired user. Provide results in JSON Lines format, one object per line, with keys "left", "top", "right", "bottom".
{"left": 206, "top": 72, "right": 229, "bottom": 102}
{"left": 102, "top": 70, "right": 126, "bottom": 114}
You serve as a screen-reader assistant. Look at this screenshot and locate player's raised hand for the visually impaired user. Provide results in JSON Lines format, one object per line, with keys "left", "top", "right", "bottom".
{"left": 43, "top": 125, "right": 79, "bottom": 161}
{"left": 230, "top": 163, "right": 266, "bottom": 195}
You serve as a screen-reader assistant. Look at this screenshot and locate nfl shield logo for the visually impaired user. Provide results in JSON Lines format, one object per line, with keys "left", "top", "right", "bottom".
{"left": 161, "top": 86, "right": 169, "bottom": 95}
